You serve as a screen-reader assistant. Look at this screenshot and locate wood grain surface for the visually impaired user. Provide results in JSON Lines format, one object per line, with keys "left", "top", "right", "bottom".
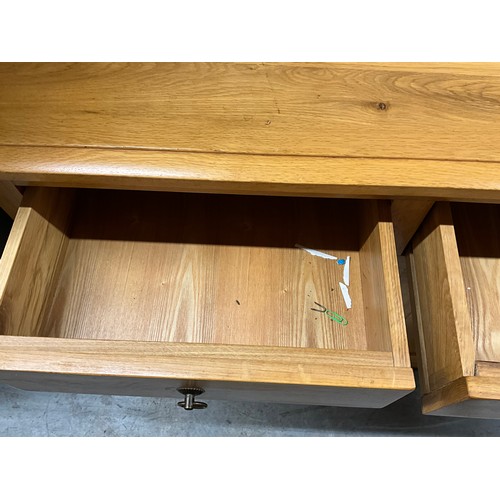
{"left": 2, "top": 63, "right": 500, "bottom": 161}
{"left": 475, "top": 361, "right": 500, "bottom": 377}
{"left": 452, "top": 203, "right": 500, "bottom": 363}
{"left": 2, "top": 63, "right": 500, "bottom": 202}
{"left": 423, "top": 376, "right": 500, "bottom": 418}
{"left": 0, "top": 336, "right": 415, "bottom": 404}
{"left": 409, "top": 202, "right": 500, "bottom": 417}
{"left": 410, "top": 203, "right": 475, "bottom": 393}
{"left": 3, "top": 146, "right": 500, "bottom": 202}
{"left": 0, "top": 181, "right": 21, "bottom": 219}
{"left": 400, "top": 255, "right": 420, "bottom": 368}
{"left": 0, "top": 188, "right": 74, "bottom": 338}
{"left": 376, "top": 208, "right": 410, "bottom": 367}
{"left": 359, "top": 201, "right": 409, "bottom": 366}
{"left": 39, "top": 190, "right": 373, "bottom": 350}
{"left": 391, "top": 199, "right": 434, "bottom": 254}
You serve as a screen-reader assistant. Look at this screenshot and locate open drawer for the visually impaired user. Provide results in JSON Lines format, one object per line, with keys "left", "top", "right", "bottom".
{"left": 0, "top": 187, "right": 413, "bottom": 409}
{"left": 410, "top": 202, "right": 500, "bottom": 418}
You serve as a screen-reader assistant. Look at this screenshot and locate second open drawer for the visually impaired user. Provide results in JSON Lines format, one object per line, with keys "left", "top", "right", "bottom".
{"left": 410, "top": 202, "right": 500, "bottom": 418}
{"left": 0, "top": 187, "right": 413, "bottom": 408}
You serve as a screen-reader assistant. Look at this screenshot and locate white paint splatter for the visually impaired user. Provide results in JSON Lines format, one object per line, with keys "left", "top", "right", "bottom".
{"left": 339, "top": 282, "right": 352, "bottom": 309}
{"left": 343, "top": 255, "right": 350, "bottom": 286}
{"left": 295, "top": 244, "right": 337, "bottom": 260}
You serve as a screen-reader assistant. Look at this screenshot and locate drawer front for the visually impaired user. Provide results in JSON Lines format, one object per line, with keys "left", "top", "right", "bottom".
{"left": 0, "top": 187, "right": 413, "bottom": 408}
{"left": 410, "top": 202, "right": 500, "bottom": 418}
{"left": 1, "top": 372, "right": 411, "bottom": 409}
{"left": 0, "top": 336, "right": 414, "bottom": 409}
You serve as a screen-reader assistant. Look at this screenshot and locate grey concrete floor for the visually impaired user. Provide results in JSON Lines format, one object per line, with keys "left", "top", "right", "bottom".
{"left": 1, "top": 375, "right": 500, "bottom": 436}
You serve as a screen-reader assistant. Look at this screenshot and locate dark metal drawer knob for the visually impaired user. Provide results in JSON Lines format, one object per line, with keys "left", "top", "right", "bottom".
{"left": 177, "top": 388, "right": 208, "bottom": 410}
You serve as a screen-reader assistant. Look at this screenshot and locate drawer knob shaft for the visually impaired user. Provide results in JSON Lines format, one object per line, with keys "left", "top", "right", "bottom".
{"left": 177, "top": 388, "right": 208, "bottom": 410}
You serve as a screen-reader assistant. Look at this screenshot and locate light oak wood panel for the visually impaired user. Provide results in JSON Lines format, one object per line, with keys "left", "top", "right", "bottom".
{"left": 452, "top": 203, "right": 500, "bottom": 362}
{"left": 0, "top": 188, "right": 74, "bottom": 338}
{"left": 359, "top": 201, "right": 410, "bottom": 366}
{"left": 2, "top": 63, "right": 500, "bottom": 162}
{"left": 0, "top": 336, "right": 414, "bottom": 406}
{"left": 0, "top": 181, "right": 21, "bottom": 219}
{"left": 423, "top": 376, "right": 500, "bottom": 418}
{"left": 476, "top": 361, "right": 500, "bottom": 377}
{"left": 41, "top": 191, "right": 367, "bottom": 349}
{"left": 2, "top": 146, "right": 500, "bottom": 202}
{"left": 286, "top": 63, "right": 500, "bottom": 77}
{"left": 408, "top": 202, "right": 500, "bottom": 418}
{"left": 378, "top": 214, "right": 410, "bottom": 367}
{"left": 391, "top": 199, "right": 434, "bottom": 254}
{"left": 0, "top": 336, "right": 402, "bottom": 384}
{"left": 400, "top": 255, "right": 419, "bottom": 368}
{"left": 410, "top": 203, "right": 476, "bottom": 393}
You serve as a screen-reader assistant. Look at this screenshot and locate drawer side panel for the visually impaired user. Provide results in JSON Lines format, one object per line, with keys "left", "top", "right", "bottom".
{"left": 0, "top": 188, "right": 74, "bottom": 337}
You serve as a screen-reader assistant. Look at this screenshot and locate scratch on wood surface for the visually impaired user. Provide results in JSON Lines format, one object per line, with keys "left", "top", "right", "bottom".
{"left": 264, "top": 70, "right": 281, "bottom": 115}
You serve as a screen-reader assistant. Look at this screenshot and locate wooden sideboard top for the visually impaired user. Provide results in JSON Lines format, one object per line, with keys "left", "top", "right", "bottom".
{"left": 1, "top": 62, "right": 500, "bottom": 201}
